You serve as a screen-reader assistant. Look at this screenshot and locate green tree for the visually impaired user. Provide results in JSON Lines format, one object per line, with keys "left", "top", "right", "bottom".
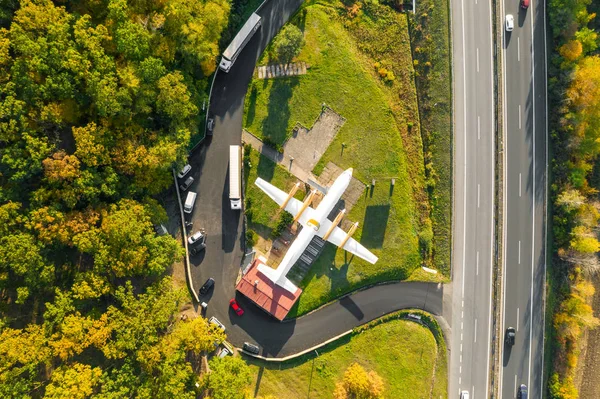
{"left": 202, "top": 356, "right": 252, "bottom": 399}
{"left": 273, "top": 24, "right": 304, "bottom": 63}
{"left": 45, "top": 363, "right": 102, "bottom": 399}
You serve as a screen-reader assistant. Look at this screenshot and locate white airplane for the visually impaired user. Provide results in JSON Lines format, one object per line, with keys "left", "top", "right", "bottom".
{"left": 255, "top": 168, "right": 378, "bottom": 293}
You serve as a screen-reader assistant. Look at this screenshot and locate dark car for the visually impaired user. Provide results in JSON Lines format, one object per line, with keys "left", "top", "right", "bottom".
{"left": 189, "top": 243, "right": 206, "bottom": 255}
{"left": 243, "top": 342, "right": 260, "bottom": 354}
{"left": 520, "top": 0, "right": 529, "bottom": 9}
{"left": 179, "top": 176, "right": 194, "bottom": 191}
{"left": 505, "top": 327, "right": 516, "bottom": 346}
{"left": 199, "top": 278, "right": 215, "bottom": 295}
{"left": 518, "top": 384, "right": 528, "bottom": 399}
{"left": 229, "top": 299, "right": 244, "bottom": 316}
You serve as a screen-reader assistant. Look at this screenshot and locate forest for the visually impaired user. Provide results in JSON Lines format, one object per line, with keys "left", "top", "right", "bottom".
{"left": 0, "top": 0, "right": 257, "bottom": 397}
{"left": 547, "top": 0, "right": 600, "bottom": 396}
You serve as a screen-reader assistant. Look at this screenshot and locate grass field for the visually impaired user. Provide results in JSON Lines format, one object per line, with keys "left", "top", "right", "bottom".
{"left": 246, "top": 316, "right": 447, "bottom": 399}
{"left": 244, "top": 2, "right": 427, "bottom": 316}
{"left": 410, "top": 0, "right": 453, "bottom": 273}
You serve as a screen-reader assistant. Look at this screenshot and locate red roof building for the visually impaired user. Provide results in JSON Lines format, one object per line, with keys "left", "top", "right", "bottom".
{"left": 235, "top": 258, "right": 302, "bottom": 321}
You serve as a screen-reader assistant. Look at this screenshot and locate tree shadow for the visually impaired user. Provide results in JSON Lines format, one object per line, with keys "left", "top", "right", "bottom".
{"left": 245, "top": 85, "right": 258, "bottom": 127}
{"left": 360, "top": 204, "right": 390, "bottom": 249}
{"left": 261, "top": 77, "right": 299, "bottom": 145}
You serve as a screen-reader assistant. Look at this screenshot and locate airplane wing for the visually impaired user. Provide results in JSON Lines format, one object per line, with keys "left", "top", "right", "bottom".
{"left": 318, "top": 220, "right": 378, "bottom": 264}
{"left": 257, "top": 263, "right": 299, "bottom": 293}
{"left": 255, "top": 178, "right": 314, "bottom": 225}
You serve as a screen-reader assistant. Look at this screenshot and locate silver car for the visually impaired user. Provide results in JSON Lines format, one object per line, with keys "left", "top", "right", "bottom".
{"left": 177, "top": 164, "right": 191, "bottom": 179}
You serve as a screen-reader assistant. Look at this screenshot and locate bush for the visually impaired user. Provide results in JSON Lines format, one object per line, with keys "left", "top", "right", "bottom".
{"left": 271, "top": 211, "right": 293, "bottom": 238}
{"left": 273, "top": 24, "right": 304, "bottom": 63}
{"left": 246, "top": 230, "right": 257, "bottom": 248}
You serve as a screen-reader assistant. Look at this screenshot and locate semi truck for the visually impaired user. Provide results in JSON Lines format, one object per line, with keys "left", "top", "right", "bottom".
{"left": 229, "top": 145, "right": 242, "bottom": 210}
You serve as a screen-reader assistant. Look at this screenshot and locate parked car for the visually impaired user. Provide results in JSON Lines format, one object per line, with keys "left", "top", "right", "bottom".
{"left": 179, "top": 176, "right": 194, "bottom": 191}
{"left": 218, "top": 347, "right": 232, "bottom": 358}
{"left": 460, "top": 391, "right": 469, "bottom": 399}
{"left": 208, "top": 316, "right": 225, "bottom": 331}
{"left": 188, "top": 230, "right": 206, "bottom": 245}
{"left": 505, "top": 327, "right": 516, "bottom": 346}
{"left": 243, "top": 342, "right": 260, "bottom": 354}
{"left": 505, "top": 14, "right": 514, "bottom": 31}
{"left": 229, "top": 299, "right": 244, "bottom": 316}
{"left": 207, "top": 118, "right": 215, "bottom": 136}
{"left": 177, "top": 164, "right": 192, "bottom": 179}
{"left": 153, "top": 224, "right": 167, "bottom": 236}
{"left": 518, "top": 384, "right": 528, "bottom": 399}
{"left": 199, "top": 278, "right": 215, "bottom": 295}
{"left": 190, "top": 243, "right": 206, "bottom": 255}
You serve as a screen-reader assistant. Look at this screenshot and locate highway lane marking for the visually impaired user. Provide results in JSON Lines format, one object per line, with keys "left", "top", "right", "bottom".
{"left": 460, "top": 0, "right": 467, "bottom": 304}
{"left": 476, "top": 251, "right": 479, "bottom": 275}
{"left": 519, "top": 172, "right": 522, "bottom": 196}
{"left": 477, "top": 48, "right": 480, "bottom": 72}
{"left": 518, "top": 36, "right": 521, "bottom": 61}
{"left": 474, "top": 318, "right": 478, "bottom": 342}
{"left": 517, "top": 307, "right": 520, "bottom": 331}
{"left": 529, "top": 0, "right": 537, "bottom": 391}
{"left": 472, "top": 386, "right": 475, "bottom": 399}
{"left": 518, "top": 240, "right": 521, "bottom": 264}
{"left": 515, "top": 375, "right": 518, "bottom": 396}
{"left": 477, "top": 184, "right": 480, "bottom": 208}
{"left": 477, "top": 115, "right": 481, "bottom": 140}
{"left": 519, "top": 104, "right": 522, "bottom": 129}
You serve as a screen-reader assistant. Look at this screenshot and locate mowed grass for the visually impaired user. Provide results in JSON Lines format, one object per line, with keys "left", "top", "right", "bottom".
{"left": 246, "top": 318, "right": 447, "bottom": 399}
{"left": 243, "top": 3, "right": 422, "bottom": 316}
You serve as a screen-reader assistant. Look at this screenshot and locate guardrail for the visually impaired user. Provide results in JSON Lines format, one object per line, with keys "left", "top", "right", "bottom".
{"left": 172, "top": 168, "right": 200, "bottom": 303}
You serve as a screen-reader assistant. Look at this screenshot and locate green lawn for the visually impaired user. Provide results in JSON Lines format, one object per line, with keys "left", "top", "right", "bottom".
{"left": 244, "top": 2, "right": 425, "bottom": 317}
{"left": 246, "top": 316, "right": 447, "bottom": 399}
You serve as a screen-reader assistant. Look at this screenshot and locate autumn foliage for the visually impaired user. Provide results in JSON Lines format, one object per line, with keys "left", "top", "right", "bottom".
{"left": 548, "top": 0, "right": 600, "bottom": 396}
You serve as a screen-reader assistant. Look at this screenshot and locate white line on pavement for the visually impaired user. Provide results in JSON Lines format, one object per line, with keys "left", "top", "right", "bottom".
{"left": 517, "top": 307, "right": 520, "bottom": 331}
{"left": 520, "top": 172, "right": 522, "bottom": 196}
{"left": 515, "top": 375, "right": 518, "bottom": 396}
{"left": 460, "top": 0, "right": 467, "bottom": 303}
{"left": 474, "top": 318, "right": 478, "bottom": 343}
{"left": 477, "top": 48, "right": 480, "bottom": 72}
{"left": 477, "top": 115, "right": 481, "bottom": 140}
{"left": 476, "top": 251, "right": 479, "bottom": 275}
{"left": 529, "top": 0, "right": 537, "bottom": 391}
{"left": 478, "top": 184, "right": 480, "bottom": 208}
{"left": 519, "top": 240, "right": 521, "bottom": 264}
{"left": 518, "top": 36, "right": 521, "bottom": 61}
{"left": 519, "top": 104, "right": 522, "bottom": 129}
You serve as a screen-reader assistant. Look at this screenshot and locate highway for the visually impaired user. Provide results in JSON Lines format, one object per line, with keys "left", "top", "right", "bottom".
{"left": 185, "top": 0, "right": 445, "bottom": 359}
{"left": 449, "top": 0, "right": 496, "bottom": 395}
{"left": 499, "top": 0, "right": 547, "bottom": 396}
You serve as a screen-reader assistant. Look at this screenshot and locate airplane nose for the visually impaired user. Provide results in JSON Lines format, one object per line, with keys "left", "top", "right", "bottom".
{"left": 346, "top": 168, "right": 353, "bottom": 174}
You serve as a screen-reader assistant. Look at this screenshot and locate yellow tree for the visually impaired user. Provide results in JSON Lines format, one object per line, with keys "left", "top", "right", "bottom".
{"left": 44, "top": 363, "right": 102, "bottom": 399}
{"left": 333, "top": 363, "right": 385, "bottom": 399}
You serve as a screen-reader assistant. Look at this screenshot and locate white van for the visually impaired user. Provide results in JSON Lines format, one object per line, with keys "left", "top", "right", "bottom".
{"left": 184, "top": 191, "right": 197, "bottom": 214}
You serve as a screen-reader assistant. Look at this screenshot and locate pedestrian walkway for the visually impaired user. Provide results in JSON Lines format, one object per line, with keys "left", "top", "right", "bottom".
{"left": 256, "top": 62, "right": 308, "bottom": 79}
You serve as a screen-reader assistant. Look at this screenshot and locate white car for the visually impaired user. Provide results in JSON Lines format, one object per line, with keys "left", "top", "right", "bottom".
{"left": 505, "top": 14, "right": 514, "bottom": 31}
{"left": 188, "top": 230, "right": 206, "bottom": 245}
{"left": 177, "top": 164, "right": 191, "bottom": 179}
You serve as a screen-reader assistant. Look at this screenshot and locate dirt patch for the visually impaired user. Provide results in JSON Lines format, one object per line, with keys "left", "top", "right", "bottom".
{"left": 576, "top": 273, "right": 600, "bottom": 398}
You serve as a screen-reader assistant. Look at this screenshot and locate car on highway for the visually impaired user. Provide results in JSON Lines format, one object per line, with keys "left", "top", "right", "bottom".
{"left": 505, "top": 326, "right": 516, "bottom": 346}
{"left": 179, "top": 176, "right": 194, "bottom": 191}
{"left": 209, "top": 316, "right": 226, "bottom": 331}
{"left": 177, "top": 164, "right": 191, "bottom": 179}
{"left": 199, "top": 278, "right": 215, "bottom": 295}
{"left": 520, "top": 0, "right": 529, "bottom": 9}
{"left": 243, "top": 342, "right": 260, "bottom": 354}
{"left": 460, "top": 391, "right": 469, "bottom": 399}
{"left": 505, "top": 14, "right": 514, "bottom": 31}
{"left": 229, "top": 299, "right": 244, "bottom": 316}
{"left": 188, "top": 230, "right": 206, "bottom": 245}
{"left": 518, "top": 384, "right": 528, "bottom": 399}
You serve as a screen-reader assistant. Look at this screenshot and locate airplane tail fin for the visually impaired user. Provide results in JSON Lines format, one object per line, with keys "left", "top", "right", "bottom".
{"left": 257, "top": 264, "right": 299, "bottom": 293}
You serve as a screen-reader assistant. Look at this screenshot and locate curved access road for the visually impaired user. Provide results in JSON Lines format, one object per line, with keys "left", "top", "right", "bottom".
{"left": 185, "top": 0, "right": 446, "bottom": 359}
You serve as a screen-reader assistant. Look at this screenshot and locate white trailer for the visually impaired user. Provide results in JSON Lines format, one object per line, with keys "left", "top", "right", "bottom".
{"left": 219, "top": 13, "right": 262, "bottom": 73}
{"left": 229, "top": 145, "right": 242, "bottom": 210}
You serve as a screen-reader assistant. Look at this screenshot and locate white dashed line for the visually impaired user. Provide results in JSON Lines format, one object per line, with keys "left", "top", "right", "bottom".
{"left": 476, "top": 251, "right": 480, "bottom": 275}
{"left": 477, "top": 48, "right": 480, "bottom": 72}
{"left": 477, "top": 183, "right": 481, "bottom": 208}
{"left": 518, "top": 37, "right": 521, "bottom": 61}
{"left": 477, "top": 115, "right": 481, "bottom": 140}
{"left": 518, "top": 240, "right": 521, "bottom": 264}
{"left": 517, "top": 307, "right": 520, "bottom": 331}
{"left": 519, "top": 104, "right": 522, "bottom": 129}
{"left": 474, "top": 318, "right": 478, "bottom": 343}
{"left": 519, "top": 172, "right": 522, "bottom": 197}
